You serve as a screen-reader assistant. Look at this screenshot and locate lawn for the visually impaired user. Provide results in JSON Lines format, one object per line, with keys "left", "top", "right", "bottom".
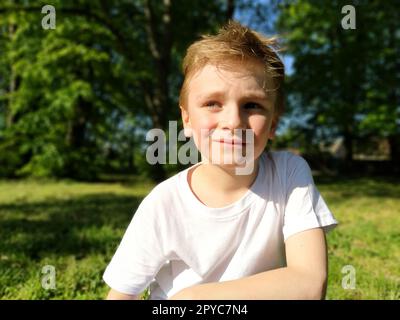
{"left": 0, "top": 175, "right": 399, "bottom": 299}
{"left": 315, "top": 175, "right": 400, "bottom": 299}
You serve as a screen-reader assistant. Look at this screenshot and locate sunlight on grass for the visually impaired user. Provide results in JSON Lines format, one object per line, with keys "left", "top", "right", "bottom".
{"left": 0, "top": 179, "right": 154, "bottom": 300}
{"left": 0, "top": 176, "right": 399, "bottom": 299}
{"left": 316, "top": 177, "right": 400, "bottom": 300}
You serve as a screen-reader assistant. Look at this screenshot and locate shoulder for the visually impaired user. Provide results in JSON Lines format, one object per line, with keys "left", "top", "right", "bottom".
{"left": 130, "top": 171, "right": 185, "bottom": 233}
{"left": 139, "top": 168, "right": 188, "bottom": 213}
{"left": 263, "top": 150, "right": 314, "bottom": 192}
{"left": 266, "top": 150, "right": 310, "bottom": 173}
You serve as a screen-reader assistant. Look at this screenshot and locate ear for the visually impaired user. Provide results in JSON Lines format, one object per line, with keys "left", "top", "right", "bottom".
{"left": 180, "top": 105, "right": 192, "bottom": 137}
{"left": 268, "top": 117, "right": 279, "bottom": 140}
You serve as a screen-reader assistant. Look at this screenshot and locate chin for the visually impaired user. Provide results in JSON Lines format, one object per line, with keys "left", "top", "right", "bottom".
{"left": 207, "top": 151, "right": 255, "bottom": 167}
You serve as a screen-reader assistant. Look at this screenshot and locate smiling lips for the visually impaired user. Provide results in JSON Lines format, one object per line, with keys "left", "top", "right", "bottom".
{"left": 214, "top": 139, "right": 247, "bottom": 146}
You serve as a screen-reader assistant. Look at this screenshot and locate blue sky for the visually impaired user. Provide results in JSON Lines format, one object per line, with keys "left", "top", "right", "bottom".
{"left": 233, "top": 1, "right": 297, "bottom": 135}
{"left": 233, "top": 0, "right": 295, "bottom": 75}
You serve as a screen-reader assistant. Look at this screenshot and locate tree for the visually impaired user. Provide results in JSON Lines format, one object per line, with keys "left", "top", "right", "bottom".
{"left": 0, "top": 0, "right": 235, "bottom": 180}
{"left": 276, "top": 0, "right": 400, "bottom": 164}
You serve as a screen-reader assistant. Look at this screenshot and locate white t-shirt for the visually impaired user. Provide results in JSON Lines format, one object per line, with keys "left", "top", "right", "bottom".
{"left": 103, "top": 151, "right": 338, "bottom": 299}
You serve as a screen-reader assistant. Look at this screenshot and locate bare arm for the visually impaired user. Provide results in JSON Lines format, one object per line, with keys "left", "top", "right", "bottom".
{"left": 169, "top": 228, "right": 328, "bottom": 300}
{"left": 106, "top": 288, "right": 140, "bottom": 300}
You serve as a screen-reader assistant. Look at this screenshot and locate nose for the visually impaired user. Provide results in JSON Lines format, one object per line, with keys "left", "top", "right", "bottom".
{"left": 221, "top": 103, "right": 244, "bottom": 131}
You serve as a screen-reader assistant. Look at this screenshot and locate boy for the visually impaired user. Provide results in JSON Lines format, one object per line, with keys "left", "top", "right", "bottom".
{"left": 103, "top": 21, "right": 338, "bottom": 300}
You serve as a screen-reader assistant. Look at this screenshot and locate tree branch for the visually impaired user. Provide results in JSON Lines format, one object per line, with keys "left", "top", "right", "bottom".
{"left": 0, "top": 6, "right": 136, "bottom": 62}
{"left": 143, "top": 0, "right": 161, "bottom": 59}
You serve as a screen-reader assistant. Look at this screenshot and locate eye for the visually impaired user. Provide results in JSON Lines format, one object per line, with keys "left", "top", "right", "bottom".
{"left": 203, "top": 101, "right": 221, "bottom": 109}
{"left": 243, "top": 102, "right": 263, "bottom": 110}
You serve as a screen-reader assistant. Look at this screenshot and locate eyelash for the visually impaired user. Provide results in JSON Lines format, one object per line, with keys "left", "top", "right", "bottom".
{"left": 244, "top": 102, "right": 263, "bottom": 110}
{"left": 204, "top": 101, "right": 220, "bottom": 108}
{"left": 203, "top": 101, "right": 263, "bottom": 110}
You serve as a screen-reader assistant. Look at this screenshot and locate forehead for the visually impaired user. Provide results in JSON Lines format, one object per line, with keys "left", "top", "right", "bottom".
{"left": 187, "top": 62, "right": 271, "bottom": 100}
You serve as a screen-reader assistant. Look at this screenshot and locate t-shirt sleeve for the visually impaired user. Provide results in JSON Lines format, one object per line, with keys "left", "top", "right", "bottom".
{"left": 102, "top": 195, "right": 166, "bottom": 295}
{"left": 282, "top": 154, "right": 338, "bottom": 242}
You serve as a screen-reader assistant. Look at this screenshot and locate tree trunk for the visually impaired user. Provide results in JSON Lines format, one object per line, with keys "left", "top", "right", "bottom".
{"left": 388, "top": 134, "right": 400, "bottom": 162}
{"left": 387, "top": 20, "right": 400, "bottom": 165}
{"left": 66, "top": 97, "right": 90, "bottom": 149}
{"left": 342, "top": 125, "right": 354, "bottom": 172}
{"left": 7, "top": 23, "right": 16, "bottom": 128}
{"left": 128, "top": 126, "right": 136, "bottom": 174}
{"left": 226, "top": 0, "right": 235, "bottom": 21}
{"left": 143, "top": 0, "right": 172, "bottom": 182}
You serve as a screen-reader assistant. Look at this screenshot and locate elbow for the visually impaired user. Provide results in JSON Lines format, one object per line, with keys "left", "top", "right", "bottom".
{"left": 106, "top": 289, "right": 140, "bottom": 300}
{"left": 309, "top": 281, "right": 327, "bottom": 300}
{"left": 306, "top": 274, "right": 328, "bottom": 300}
{"left": 291, "top": 266, "right": 327, "bottom": 300}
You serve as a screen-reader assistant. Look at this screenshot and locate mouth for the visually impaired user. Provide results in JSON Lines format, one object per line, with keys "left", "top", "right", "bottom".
{"left": 214, "top": 139, "right": 247, "bottom": 146}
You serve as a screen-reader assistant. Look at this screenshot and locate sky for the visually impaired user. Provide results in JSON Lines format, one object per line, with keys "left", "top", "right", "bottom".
{"left": 233, "top": 1, "right": 297, "bottom": 135}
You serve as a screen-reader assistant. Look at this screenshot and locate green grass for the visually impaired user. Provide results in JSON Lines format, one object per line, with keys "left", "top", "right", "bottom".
{"left": 0, "top": 176, "right": 399, "bottom": 299}
{"left": 314, "top": 175, "right": 400, "bottom": 300}
{"left": 0, "top": 179, "right": 155, "bottom": 300}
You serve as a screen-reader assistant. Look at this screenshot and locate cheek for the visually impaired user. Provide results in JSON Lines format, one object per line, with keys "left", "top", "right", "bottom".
{"left": 193, "top": 117, "right": 216, "bottom": 131}
{"left": 249, "top": 116, "right": 271, "bottom": 140}
{"left": 189, "top": 112, "right": 218, "bottom": 148}
{"left": 191, "top": 113, "right": 217, "bottom": 135}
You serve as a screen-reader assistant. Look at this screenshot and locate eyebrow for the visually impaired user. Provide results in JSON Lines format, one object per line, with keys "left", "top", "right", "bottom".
{"left": 196, "top": 91, "right": 269, "bottom": 102}
{"left": 196, "top": 91, "right": 223, "bottom": 101}
{"left": 243, "top": 93, "right": 270, "bottom": 101}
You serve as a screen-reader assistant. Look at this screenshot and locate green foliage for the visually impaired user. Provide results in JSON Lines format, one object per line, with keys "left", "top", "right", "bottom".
{"left": 277, "top": 0, "right": 400, "bottom": 150}
{"left": 0, "top": 0, "right": 228, "bottom": 179}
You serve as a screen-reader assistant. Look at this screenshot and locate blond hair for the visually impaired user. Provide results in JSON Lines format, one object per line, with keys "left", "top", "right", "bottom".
{"left": 179, "top": 20, "right": 285, "bottom": 119}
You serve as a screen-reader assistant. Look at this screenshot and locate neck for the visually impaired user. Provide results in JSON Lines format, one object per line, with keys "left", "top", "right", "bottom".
{"left": 196, "top": 158, "right": 260, "bottom": 193}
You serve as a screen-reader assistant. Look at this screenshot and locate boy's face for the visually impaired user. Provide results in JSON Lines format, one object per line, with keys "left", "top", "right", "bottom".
{"left": 181, "top": 61, "right": 278, "bottom": 171}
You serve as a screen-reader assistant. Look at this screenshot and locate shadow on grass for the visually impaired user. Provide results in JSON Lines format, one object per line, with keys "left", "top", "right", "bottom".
{"left": 313, "top": 174, "right": 400, "bottom": 199}
{"left": 0, "top": 194, "right": 143, "bottom": 261}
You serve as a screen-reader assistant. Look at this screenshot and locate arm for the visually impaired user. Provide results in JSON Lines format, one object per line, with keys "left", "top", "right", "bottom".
{"left": 169, "top": 228, "right": 328, "bottom": 300}
{"left": 106, "top": 288, "right": 140, "bottom": 300}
